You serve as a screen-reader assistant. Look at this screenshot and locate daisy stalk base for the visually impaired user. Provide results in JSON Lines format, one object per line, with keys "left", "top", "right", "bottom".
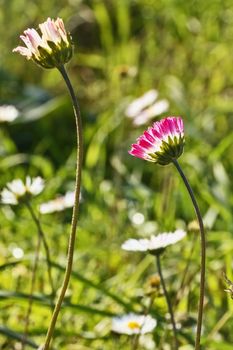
{"left": 172, "top": 159, "right": 206, "bottom": 350}
{"left": 42, "top": 65, "right": 83, "bottom": 350}
{"left": 156, "top": 254, "right": 179, "bottom": 350}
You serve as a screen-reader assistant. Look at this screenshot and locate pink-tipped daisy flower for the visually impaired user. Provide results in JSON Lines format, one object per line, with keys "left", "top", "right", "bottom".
{"left": 129, "top": 116, "right": 184, "bottom": 165}
{"left": 13, "top": 17, "right": 72, "bottom": 69}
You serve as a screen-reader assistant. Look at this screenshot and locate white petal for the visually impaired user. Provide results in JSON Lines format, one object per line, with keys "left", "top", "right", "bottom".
{"left": 29, "top": 177, "right": 44, "bottom": 195}
{"left": 64, "top": 191, "right": 75, "bottom": 207}
{"left": 121, "top": 239, "right": 149, "bottom": 251}
{"left": 7, "top": 179, "right": 25, "bottom": 196}
{"left": 133, "top": 100, "right": 169, "bottom": 126}
{"left": 1, "top": 189, "right": 18, "bottom": 205}
{"left": 126, "top": 90, "right": 158, "bottom": 118}
{"left": 40, "top": 198, "right": 64, "bottom": 214}
{"left": 0, "top": 105, "right": 19, "bottom": 122}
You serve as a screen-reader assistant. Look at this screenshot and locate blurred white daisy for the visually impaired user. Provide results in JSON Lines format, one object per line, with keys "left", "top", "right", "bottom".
{"left": 133, "top": 100, "right": 169, "bottom": 126}
{"left": 1, "top": 176, "right": 44, "bottom": 205}
{"left": 39, "top": 191, "right": 75, "bottom": 214}
{"left": 0, "top": 105, "right": 19, "bottom": 122}
{"left": 126, "top": 90, "right": 158, "bottom": 118}
{"left": 122, "top": 229, "right": 186, "bottom": 255}
{"left": 112, "top": 313, "right": 157, "bottom": 335}
{"left": 125, "top": 90, "right": 169, "bottom": 126}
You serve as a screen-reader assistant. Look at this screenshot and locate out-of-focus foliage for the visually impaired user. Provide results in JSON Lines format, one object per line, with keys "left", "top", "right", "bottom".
{"left": 0, "top": 0, "right": 233, "bottom": 349}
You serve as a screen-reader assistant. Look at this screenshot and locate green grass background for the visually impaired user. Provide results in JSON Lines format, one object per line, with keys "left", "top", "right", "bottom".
{"left": 0, "top": 0, "right": 233, "bottom": 349}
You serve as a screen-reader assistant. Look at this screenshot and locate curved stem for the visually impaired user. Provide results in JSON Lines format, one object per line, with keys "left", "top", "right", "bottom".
{"left": 26, "top": 202, "right": 55, "bottom": 296}
{"left": 172, "top": 159, "right": 206, "bottom": 350}
{"left": 42, "top": 65, "right": 83, "bottom": 350}
{"left": 22, "top": 232, "right": 41, "bottom": 350}
{"left": 156, "top": 255, "right": 179, "bottom": 350}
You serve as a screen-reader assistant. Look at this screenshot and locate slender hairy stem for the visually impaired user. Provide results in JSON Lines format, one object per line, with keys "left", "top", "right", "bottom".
{"left": 22, "top": 233, "right": 41, "bottom": 350}
{"left": 42, "top": 65, "right": 83, "bottom": 350}
{"left": 26, "top": 202, "right": 55, "bottom": 296}
{"left": 172, "top": 159, "right": 206, "bottom": 350}
{"left": 156, "top": 254, "right": 179, "bottom": 350}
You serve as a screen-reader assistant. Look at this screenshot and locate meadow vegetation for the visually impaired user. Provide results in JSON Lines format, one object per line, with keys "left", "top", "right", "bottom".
{"left": 0, "top": 0, "right": 233, "bottom": 349}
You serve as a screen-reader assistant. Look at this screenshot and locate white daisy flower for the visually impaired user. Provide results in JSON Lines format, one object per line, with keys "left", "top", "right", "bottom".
{"left": 1, "top": 176, "right": 44, "bottom": 205}
{"left": 126, "top": 90, "right": 158, "bottom": 118}
{"left": 121, "top": 229, "right": 186, "bottom": 254}
{"left": 133, "top": 99, "right": 169, "bottom": 126}
{"left": 0, "top": 105, "right": 19, "bottom": 123}
{"left": 112, "top": 313, "right": 157, "bottom": 335}
{"left": 125, "top": 90, "right": 169, "bottom": 126}
{"left": 39, "top": 191, "right": 75, "bottom": 214}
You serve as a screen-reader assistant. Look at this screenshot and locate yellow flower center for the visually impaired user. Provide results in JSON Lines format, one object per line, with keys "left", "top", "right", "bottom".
{"left": 127, "top": 321, "right": 141, "bottom": 330}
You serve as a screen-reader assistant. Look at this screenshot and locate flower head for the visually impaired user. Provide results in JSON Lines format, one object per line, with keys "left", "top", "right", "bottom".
{"left": 13, "top": 18, "right": 72, "bottom": 68}
{"left": 112, "top": 313, "right": 157, "bottom": 335}
{"left": 122, "top": 229, "right": 186, "bottom": 255}
{"left": 129, "top": 116, "right": 184, "bottom": 165}
{"left": 1, "top": 177, "right": 44, "bottom": 205}
{"left": 39, "top": 191, "right": 75, "bottom": 214}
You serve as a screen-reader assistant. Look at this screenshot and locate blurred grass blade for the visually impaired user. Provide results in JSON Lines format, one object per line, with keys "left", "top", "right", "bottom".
{"left": 93, "top": 1, "right": 114, "bottom": 50}
{"left": 0, "top": 325, "right": 38, "bottom": 348}
{"left": 116, "top": 0, "right": 130, "bottom": 42}
{"left": 0, "top": 290, "right": 117, "bottom": 317}
{"left": 0, "top": 153, "right": 29, "bottom": 169}
{"left": 208, "top": 131, "right": 233, "bottom": 163}
{"left": 0, "top": 261, "right": 20, "bottom": 271}
{"left": 0, "top": 260, "right": 134, "bottom": 311}
{"left": 77, "top": 53, "right": 105, "bottom": 69}
{"left": 52, "top": 262, "right": 135, "bottom": 311}
{"left": 14, "top": 96, "right": 68, "bottom": 123}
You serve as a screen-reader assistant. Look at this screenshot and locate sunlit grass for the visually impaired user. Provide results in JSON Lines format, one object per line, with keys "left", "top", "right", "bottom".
{"left": 0, "top": 0, "right": 233, "bottom": 348}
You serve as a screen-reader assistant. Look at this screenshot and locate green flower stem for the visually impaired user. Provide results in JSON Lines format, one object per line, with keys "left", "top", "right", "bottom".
{"left": 26, "top": 202, "right": 55, "bottom": 296}
{"left": 42, "top": 65, "right": 83, "bottom": 350}
{"left": 156, "top": 254, "right": 179, "bottom": 350}
{"left": 22, "top": 232, "right": 41, "bottom": 350}
{"left": 172, "top": 159, "right": 206, "bottom": 350}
